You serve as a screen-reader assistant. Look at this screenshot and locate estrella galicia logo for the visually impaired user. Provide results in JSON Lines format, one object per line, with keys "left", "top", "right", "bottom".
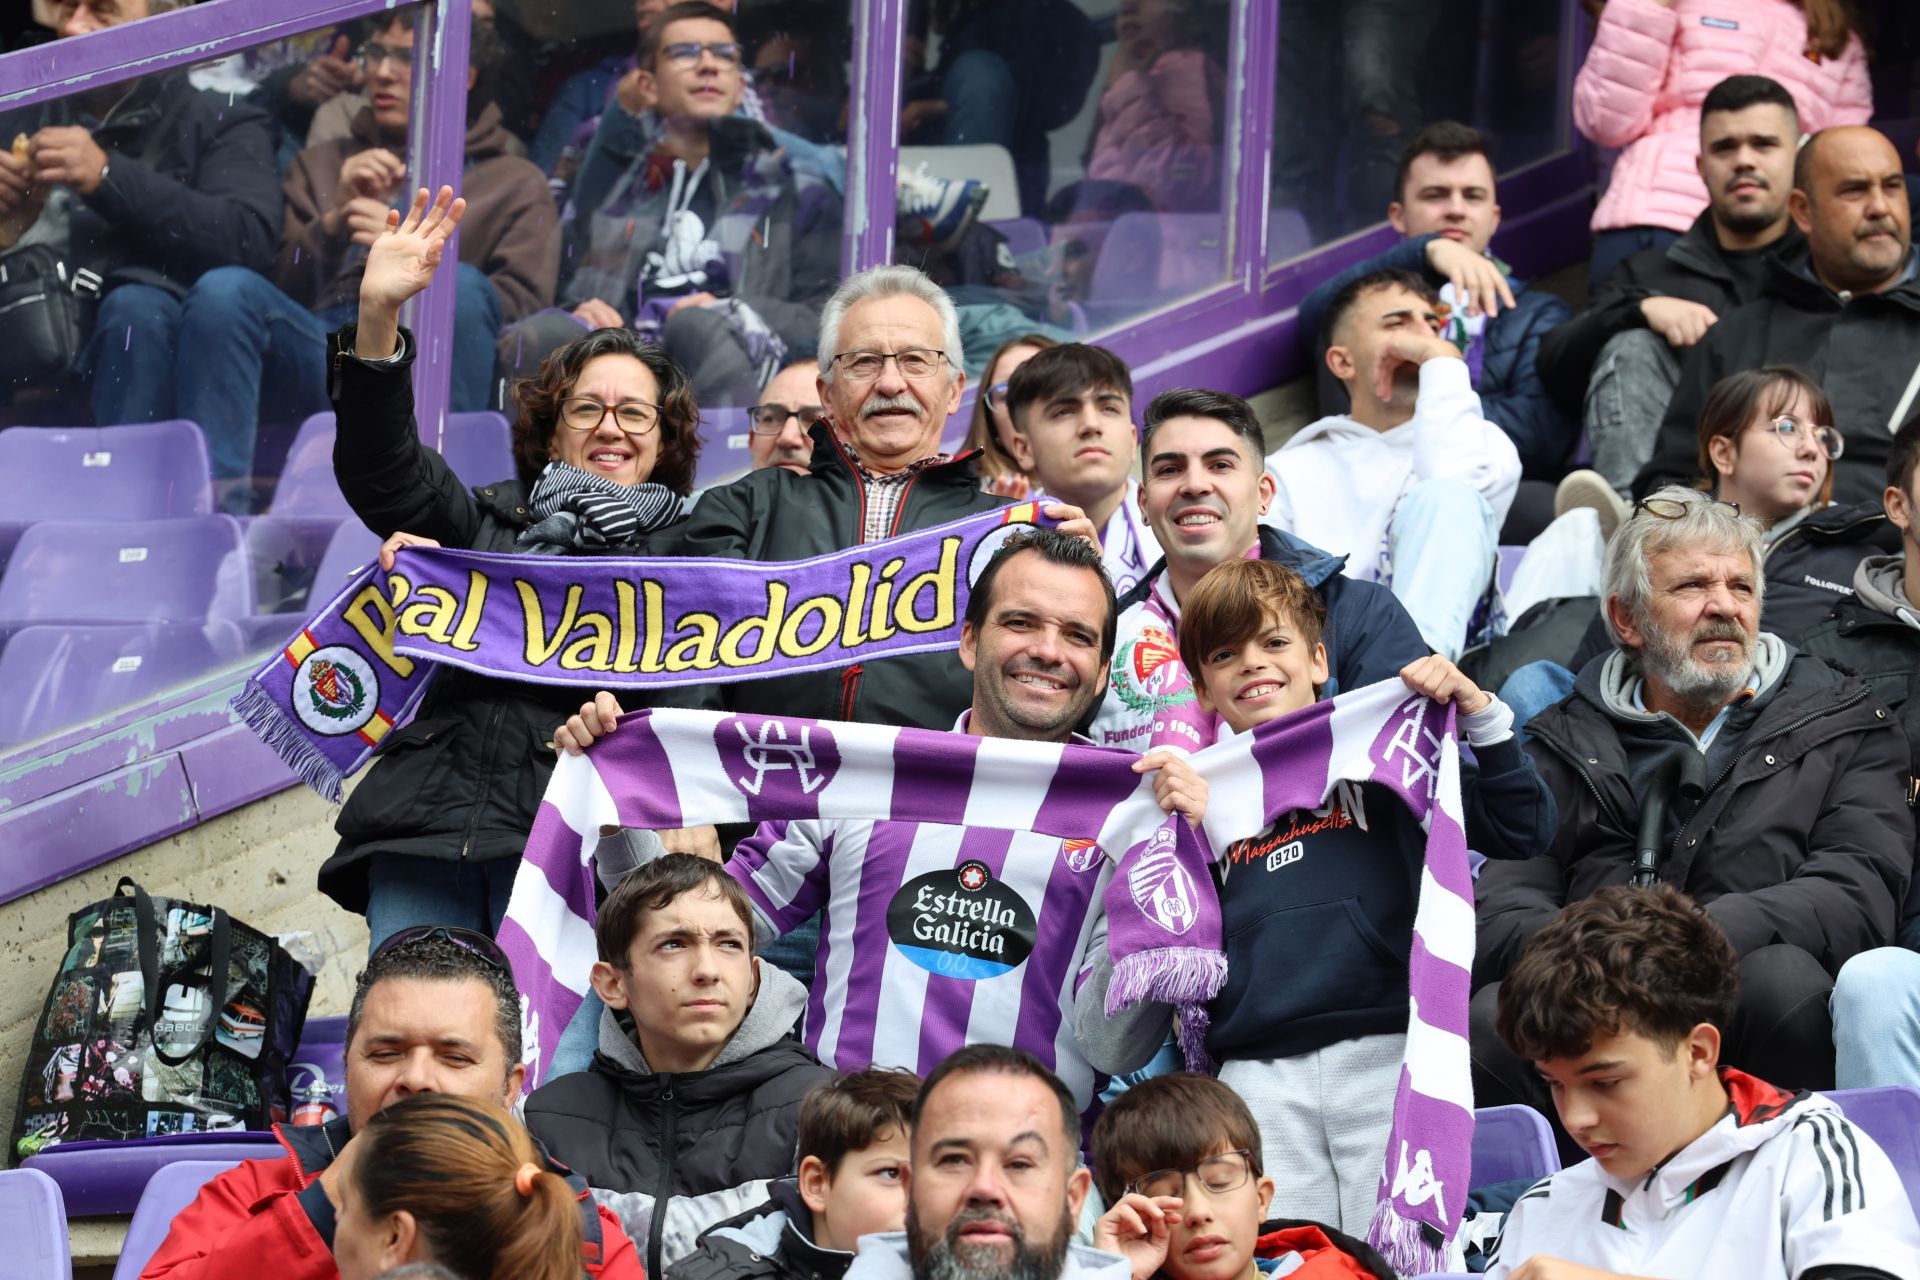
{"left": 293, "top": 646, "right": 379, "bottom": 736}
{"left": 715, "top": 716, "right": 840, "bottom": 802}
{"left": 887, "top": 861, "right": 1037, "bottom": 980}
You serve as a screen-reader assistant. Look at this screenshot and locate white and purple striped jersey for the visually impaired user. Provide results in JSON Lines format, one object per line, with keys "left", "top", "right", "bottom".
{"left": 728, "top": 818, "right": 1113, "bottom": 1110}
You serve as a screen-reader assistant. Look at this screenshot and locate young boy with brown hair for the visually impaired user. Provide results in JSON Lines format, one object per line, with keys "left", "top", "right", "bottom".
{"left": 1488, "top": 884, "right": 1920, "bottom": 1280}
{"left": 1077, "top": 557, "right": 1556, "bottom": 1234}
{"left": 673, "top": 1067, "right": 922, "bottom": 1280}
{"left": 1089, "top": 1072, "right": 1394, "bottom": 1280}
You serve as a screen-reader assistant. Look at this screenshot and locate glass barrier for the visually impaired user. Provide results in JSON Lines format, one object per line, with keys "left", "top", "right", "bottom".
{"left": 492, "top": 0, "right": 854, "bottom": 486}
{"left": 896, "top": 0, "right": 1234, "bottom": 362}
{"left": 0, "top": 4, "right": 450, "bottom": 756}
{"left": 1269, "top": 0, "right": 1571, "bottom": 263}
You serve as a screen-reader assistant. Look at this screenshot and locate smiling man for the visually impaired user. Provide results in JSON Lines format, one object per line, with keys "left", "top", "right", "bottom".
{"left": 1471, "top": 487, "right": 1913, "bottom": 1126}
{"left": 556, "top": 530, "right": 1196, "bottom": 1115}
{"left": 1092, "top": 386, "right": 1428, "bottom": 754}
{"left": 843, "top": 1046, "right": 1127, "bottom": 1280}
{"left": 1636, "top": 125, "right": 1920, "bottom": 507}
{"left": 1487, "top": 885, "right": 1920, "bottom": 1280}
{"left": 141, "top": 930, "right": 643, "bottom": 1280}
{"left": 524, "top": 855, "right": 833, "bottom": 1280}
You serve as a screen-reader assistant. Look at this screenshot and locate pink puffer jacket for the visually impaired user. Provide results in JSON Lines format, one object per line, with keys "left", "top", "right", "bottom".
{"left": 1086, "top": 48, "right": 1223, "bottom": 213}
{"left": 1575, "top": 0, "right": 1871, "bottom": 234}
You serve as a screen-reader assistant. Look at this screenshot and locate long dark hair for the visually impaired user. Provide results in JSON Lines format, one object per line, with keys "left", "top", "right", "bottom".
{"left": 510, "top": 327, "right": 703, "bottom": 494}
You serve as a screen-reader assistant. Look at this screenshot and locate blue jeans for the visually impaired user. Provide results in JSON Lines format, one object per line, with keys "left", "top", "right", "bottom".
{"left": 1498, "top": 660, "right": 1577, "bottom": 745}
{"left": 1387, "top": 478, "right": 1498, "bottom": 661}
{"left": 1832, "top": 947, "right": 1920, "bottom": 1088}
{"left": 364, "top": 854, "right": 519, "bottom": 952}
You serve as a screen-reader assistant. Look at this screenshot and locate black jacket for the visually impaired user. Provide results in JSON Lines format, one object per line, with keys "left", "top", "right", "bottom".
{"left": 670, "top": 1179, "right": 853, "bottom": 1280}
{"left": 1798, "top": 573, "right": 1920, "bottom": 948}
{"left": 1761, "top": 501, "right": 1902, "bottom": 642}
{"left": 1475, "top": 645, "right": 1913, "bottom": 986}
{"left": 2, "top": 71, "right": 280, "bottom": 296}
{"left": 318, "top": 325, "right": 689, "bottom": 913}
{"left": 668, "top": 422, "right": 1007, "bottom": 728}
{"left": 524, "top": 966, "right": 833, "bottom": 1280}
{"left": 1633, "top": 245, "right": 1920, "bottom": 507}
{"left": 1208, "top": 738, "right": 1555, "bottom": 1063}
{"left": 1537, "top": 211, "right": 1803, "bottom": 416}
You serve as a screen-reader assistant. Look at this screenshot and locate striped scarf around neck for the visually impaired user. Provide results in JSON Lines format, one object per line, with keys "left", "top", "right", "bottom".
{"left": 515, "top": 460, "right": 681, "bottom": 554}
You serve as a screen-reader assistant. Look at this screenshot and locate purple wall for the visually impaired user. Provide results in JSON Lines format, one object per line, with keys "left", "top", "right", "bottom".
{"left": 0, "top": 0, "right": 1596, "bottom": 903}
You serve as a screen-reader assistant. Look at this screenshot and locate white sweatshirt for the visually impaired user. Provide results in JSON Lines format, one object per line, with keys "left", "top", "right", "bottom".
{"left": 1263, "top": 357, "right": 1520, "bottom": 579}
{"left": 1487, "top": 1073, "right": 1920, "bottom": 1280}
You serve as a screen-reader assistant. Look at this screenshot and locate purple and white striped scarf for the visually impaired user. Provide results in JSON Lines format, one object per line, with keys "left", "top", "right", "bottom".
{"left": 500, "top": 680, "right": 1473, "bottom": 1274}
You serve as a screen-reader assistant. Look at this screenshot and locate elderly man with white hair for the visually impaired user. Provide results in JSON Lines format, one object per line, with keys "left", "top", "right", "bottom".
{"left": 666, "top": 263, "right": 1096, "bottom": 729}
{"left": 1466, "top": 485, "right": 1912, "bottom": 1123}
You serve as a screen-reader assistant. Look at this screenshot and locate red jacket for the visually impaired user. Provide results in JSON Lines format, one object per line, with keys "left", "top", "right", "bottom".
{"left": 1254, "top": 1221, "right": 1395, "bottom": 1280}
{"left": 140, "top": 1117, "right": 645, "bottom": 1280}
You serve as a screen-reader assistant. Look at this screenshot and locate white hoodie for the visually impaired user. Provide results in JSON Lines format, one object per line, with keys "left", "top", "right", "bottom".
{"left": 1487, "top": 1072, "right": 1920, "bottom": 1280}
{"left": 1263, "top": 357, "right": 1520, "bottom": 579}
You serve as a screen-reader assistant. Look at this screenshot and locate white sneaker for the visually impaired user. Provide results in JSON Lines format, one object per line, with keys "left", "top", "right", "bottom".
{"left": 1554, "top": 469, "right": 1631, "bottom": 542}
{"left": 896, "top": 164, "right": 987, "bottom": 249}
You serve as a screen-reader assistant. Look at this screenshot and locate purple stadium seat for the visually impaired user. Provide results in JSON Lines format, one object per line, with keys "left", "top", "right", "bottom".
{"left": 1473, "top": 1103, "right": 1560, "bottom": 1187}
{"left": 269, "top": 413, "right": 352, "bottom": 517}
{"left": 986, "top": 216, "right": 1047, "bottom": 261}
{"left": 0, "top": 1167, "right": 71, "bottom": 1280}
{"left": 0, "top": 421, "right": 214, "bottom": 571}
{"left": 310, "top": 522, "right": 383, "bottom": 608}
{"left": 1830, "top": 1085, "right": 1920, "bottom": 1215}
{"left": 0, "top": 623, "right": 244, "bottom": 749}
{"left": 0, "top": 517, "right": 254, "bottom": 634}
{"left": 433, "top": 410, "right": 516, "bottom": 489}
{"left": 112, "top": 1160, "right": 239, "bottom": 1280}
{"left": 1089, "top": 211, "right": 1226, "bottom": 308}
{"left": 1497, "top": 545, "right": 1526, "bottom": 597}
{"left": 24, "top": 1132, "right": 282, "bottom": 1217}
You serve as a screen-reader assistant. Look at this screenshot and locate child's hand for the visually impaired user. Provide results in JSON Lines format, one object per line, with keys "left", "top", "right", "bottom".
{"left": 1400, "top": 655, "right": 1492, "bottom": 714}
{"left": 1094, "top": 1192, "right": 1183, "bottom": 1280}
{"left": 1134, "top": 750, "right": 1208, "bottom": 828}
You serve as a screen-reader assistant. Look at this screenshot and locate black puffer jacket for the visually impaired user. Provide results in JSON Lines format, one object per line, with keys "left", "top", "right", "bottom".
{"left": 318, "top": 325, "right": 688, "bottom": 913}
{"left": 670, "top": 1178, "right": 853, "bottom": 1280}
{"left": 1634, "top": 245, "right": 1920, "bottom": 507}
{"left": 525, "top": 964, "right": 832, "bottom": 1280}
{"left": 1475, "top": 642, "right": 1913, "bottom": 986}
{"left": 668, "top": 422, "right": 1007, "bottom": 728}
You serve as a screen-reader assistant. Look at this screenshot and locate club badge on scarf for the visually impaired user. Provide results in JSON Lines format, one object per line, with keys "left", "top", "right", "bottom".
{"left": 232, "top": 504, "right": 1054, "bottom": 802}
{"left": 500, "top": 681, "right": 1475, "bottom": 1276}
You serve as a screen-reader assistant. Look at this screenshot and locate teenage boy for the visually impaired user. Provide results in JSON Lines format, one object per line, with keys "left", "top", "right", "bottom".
{"left": 1267, "top": 268, "right": 1521, "bottom": 660}
{"left": 1002, "top": 343, "right": 1161, "bottom": 597}
{"left": 1090, "top": 1072, "right": 1394, "bottom": 1280}
{"left": 672, "top": 1068, "right": 919, "bottom": 1280}
{"left": 524, "top": 855, "right": 834, "bottom": 1279}
{"left": 1078, "top": 556, "right": 1554, "bottom": 1234}
{"left": 1488, "top": 884, "right": 1920, "bottom": 1280}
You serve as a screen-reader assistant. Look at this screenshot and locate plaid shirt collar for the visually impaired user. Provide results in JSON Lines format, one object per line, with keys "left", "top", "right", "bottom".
{"left": 846, "top": 448, "right": 950, "bottom": 543}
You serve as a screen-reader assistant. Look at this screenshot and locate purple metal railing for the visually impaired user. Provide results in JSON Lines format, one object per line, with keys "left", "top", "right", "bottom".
{"left": 0, "top": 0, "right": 1596, "bottom": 902}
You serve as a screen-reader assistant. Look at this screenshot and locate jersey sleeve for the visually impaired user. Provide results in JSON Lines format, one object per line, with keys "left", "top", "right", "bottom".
{"left": 728, "top": 820, "right": 834, "bottom": 939}
{"left": 1783, "top": 1112, "right": 1920, "bottom": 1280}
{"left": 1480, "top": 1175, "right": 1555, "bottom": 1280}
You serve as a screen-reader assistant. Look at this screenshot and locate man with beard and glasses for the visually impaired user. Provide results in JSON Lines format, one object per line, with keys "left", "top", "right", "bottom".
{"left": 556, "top": 530, "right": 1204, "bottom": 1113}
{"left": 1635, "top": 125, "right": 1920, "bottom": 508}
{"left": 1540, "top": 75, "right": 1807, "bottom": 504}
{"left": 1469, "top": 487, "right": 1913, "bottom": 1141}
{"left": 842, "top": 1045, "right": 1128, "bottom": 1280}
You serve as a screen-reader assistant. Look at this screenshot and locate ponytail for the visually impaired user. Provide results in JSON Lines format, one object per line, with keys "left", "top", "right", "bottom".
{"left": 353, "top": 1094, "right": 583, "bottom": 1280}
{"left": 1795, "top": 0, "right": 1861, "bottom": 61}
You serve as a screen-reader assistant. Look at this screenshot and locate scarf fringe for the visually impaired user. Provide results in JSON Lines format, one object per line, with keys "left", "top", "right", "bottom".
{"left": 230, "top": 680, "right": 347, "bottom": 804}
{"left": 1174, "top": 1000, "right": 1214, "bottom": 1073}
{"left": 1105, "top": 947, "right": 1227, "bottom": 1016}
{"left": 1365, "top": 1195, "right": 1452, "bottom": 1278}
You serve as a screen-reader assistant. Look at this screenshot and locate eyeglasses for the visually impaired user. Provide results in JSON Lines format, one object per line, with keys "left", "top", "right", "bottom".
{"left": 355, "top": 41, "right": 415, "bottom": 70}
{"left": 1760, "top": 414, "right": 1844, "bottom": 461}
{"left": 560, "top": 397, "right": 662, "bottom": 436}
{"left": 985, "top": 382, "right": 1011, "bottom": 409}
{"left": 661, "top": 40, "right": 744, "bottom": 68}
{"left": 1634, "top": 496, "right": 1741, "bottom": 521}
{"left": 370, "top": 925, "right": 512, "bottom": 973}
{"left": 830, "top": 349, "right": 947, "bottom": 382}
{"left": 1125, "top": 1150, "right": 1260, "bottom": 1200}
{"left": 747, "top": 403, "right": 822, "bottom": 434}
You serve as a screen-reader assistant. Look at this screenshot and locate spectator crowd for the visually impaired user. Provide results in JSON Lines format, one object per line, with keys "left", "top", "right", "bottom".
{"left": 5, "top": 2, "right": 1920, "bottom": 1280}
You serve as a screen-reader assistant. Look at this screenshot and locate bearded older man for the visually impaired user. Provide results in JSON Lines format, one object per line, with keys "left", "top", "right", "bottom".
{"left": 1469, "top": 486, "right": 1912, "bottom": 1120}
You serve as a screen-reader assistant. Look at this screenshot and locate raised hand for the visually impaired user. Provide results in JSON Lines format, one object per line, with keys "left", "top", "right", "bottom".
{"left": 1094, "top": 1193, "right": 1183, "bottom": 1280}
{"left": 1425, "top": 236, "right": 1516, "bottom": 319}
{"left": 356, "top": 185, "right": 465, "bottom": 358}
